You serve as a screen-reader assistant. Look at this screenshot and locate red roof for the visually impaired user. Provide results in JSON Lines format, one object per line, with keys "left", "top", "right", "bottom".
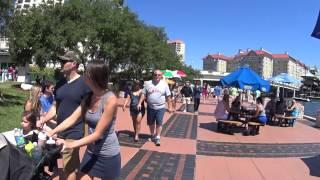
{"left": 203, "top": 54, "right": 232, "bottom": 61}
{"left": 167, "top": 40, "right": 184, "bottom": 44}
{"left": 253, "top": 50, "right": 273, "bottom": 57}
{"left": 272, "top": 54, "right": 290, "bottom": 59}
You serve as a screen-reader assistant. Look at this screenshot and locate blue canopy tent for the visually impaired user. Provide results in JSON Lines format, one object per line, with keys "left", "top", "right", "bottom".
{"left": 269, "top": 73, "right": 301, "bottom": 98}
{"left": 220, "top": 66, "right": 270, "bottom": 92}
{"left": 269, "top": 73, "right": 301, "bottom": 85}
{"left": 312, "top": 10, "right": 320, "bottom": 39}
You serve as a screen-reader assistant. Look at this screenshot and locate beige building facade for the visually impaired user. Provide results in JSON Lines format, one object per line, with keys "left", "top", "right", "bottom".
{"left": 227, "top": 49, "right": 273, "bottom": 79}
{"left": 202, "top": 53, "right": 231, "bottom": 73}
{"left": 273, "top": 53, "right": 307, "bottom": 79}
{"left": 168, "top": 40, "right": 185, "bottom": 63}
{"left": 213, "top": 48, "right": 308, "bottom": 80}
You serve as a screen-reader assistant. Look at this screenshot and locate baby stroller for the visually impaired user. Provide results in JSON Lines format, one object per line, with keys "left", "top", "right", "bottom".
{"left": 0, "top": 133, "right": 62, "bottom": 180}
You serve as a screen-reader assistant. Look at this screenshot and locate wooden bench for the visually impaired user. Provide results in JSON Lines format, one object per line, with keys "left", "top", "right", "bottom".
{"left": 217, "top": 120, "right": 244, "bottom": 134}
{"left": 247, "top": 122, "right": 264, "bottom": 135}
{"left": 277, "top": 116, "right": 297, "bottom": 127}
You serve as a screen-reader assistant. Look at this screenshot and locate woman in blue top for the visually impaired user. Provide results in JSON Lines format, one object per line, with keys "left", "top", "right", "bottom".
{"left": 245, "top": 97, "right": 267, "bottom": 135}
{"left": 251, "top": 97, "right": 267, "bottom": 124}
{"left": 48, "top": 61, "right": 120, "bottom": 179}
{"left": 287, "top": 99, "right": 299, "bottom": 117}
{"left": 123, "top": 81, "right": 145, "bottom": 142}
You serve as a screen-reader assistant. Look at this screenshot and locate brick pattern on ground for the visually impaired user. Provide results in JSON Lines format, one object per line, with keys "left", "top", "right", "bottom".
{"left": 161, "top": 114, "right": 197, "bottom": 139}
{"left": 120, "top": 150, "right": 195, "bottom": 180}
{"left": 197, "top": 140, "right": 320, "bottom": 157}
{"left": 117, "top": 131, "right": 147, "bottom": 148}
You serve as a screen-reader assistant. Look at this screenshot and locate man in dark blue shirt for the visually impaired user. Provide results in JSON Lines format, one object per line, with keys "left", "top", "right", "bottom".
{"left": 41, "top": 51, "right": 90, "bottom": 180}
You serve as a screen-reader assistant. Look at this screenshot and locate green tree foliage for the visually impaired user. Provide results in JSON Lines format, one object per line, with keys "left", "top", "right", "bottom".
{"left": 0, "top": 0, "right": 14, "bottom": 36}
{"left": 8, "top": 0, "right": 200, "bottom": 81}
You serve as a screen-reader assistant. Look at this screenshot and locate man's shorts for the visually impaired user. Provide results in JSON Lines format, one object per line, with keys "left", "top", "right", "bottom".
{"left": 147, "top": 107, "right": 166, "bottom": 126}
{"left": 62, "top": 139, "right": 80, "bottom": 174}
{"left": 182, "top": 97, "right": 191, "bottom": 104}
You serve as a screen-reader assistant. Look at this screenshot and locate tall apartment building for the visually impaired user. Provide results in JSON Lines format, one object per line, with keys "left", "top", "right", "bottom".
{"left": 168, "top": 40, "right": 185, "bottom": 63}
{"left": 202, "top": 53, "right": 231, "bottom": 73}
{"left": 15, "top": 0, "right": 64, "bottom": 10}
{"left": 0, "top": 37, "right": 9, "bottom": 50}
{"left": 220, "top": 48, "right": 308, "bottom": 80}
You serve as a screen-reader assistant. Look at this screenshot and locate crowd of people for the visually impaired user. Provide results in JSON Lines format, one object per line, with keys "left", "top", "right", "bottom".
{"left": 3, "top": 51, "right": 177, "bottom": 179}
{"left": 214, "top": 87, "right": 304, "bottom": 135}
{"left": 0, "top": 65, "right": 19, "bottom": 82}
{"left": 1, "top": 50, "right": 306, "bottom": 179}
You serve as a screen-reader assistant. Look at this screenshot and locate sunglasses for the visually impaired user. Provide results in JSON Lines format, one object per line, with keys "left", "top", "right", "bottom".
{"left": 154, "top": 74, "right": 162, "bottom": 77}
{"left": 61, "top": 60, "right": 73, "bottom": 65}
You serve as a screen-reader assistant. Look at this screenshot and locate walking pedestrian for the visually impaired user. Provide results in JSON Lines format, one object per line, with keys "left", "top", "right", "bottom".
{"left": 193, "top": 81, "right": 202, "bottom": 115}
{"left": 180, "top": 81, "right": 193, "bottom": 112}
{"left": 40, "top": 50, "right": 91, "bottom": 180}
{"left": 137, "top": 70, "right": 172, "bottom": 146}
{"left": 48, "top": 60, "right": 121, "bottom": 179}
{"left": 123, "top": 81, "right": 145, "bottom": 142}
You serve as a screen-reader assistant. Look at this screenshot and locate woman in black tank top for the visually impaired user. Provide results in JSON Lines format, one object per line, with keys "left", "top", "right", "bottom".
{"left": 122, "top": 81, "right": 145, "bottom": 142}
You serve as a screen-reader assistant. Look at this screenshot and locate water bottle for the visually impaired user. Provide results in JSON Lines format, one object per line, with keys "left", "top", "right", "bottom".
{"left": 24, "top": 141, "right": 34, "bottom": 157}
{"left": 14, "top": 128, "right": 26, "bottom": 150}
{"left": 32, "top": 142, "right": 43, "bottom": 164}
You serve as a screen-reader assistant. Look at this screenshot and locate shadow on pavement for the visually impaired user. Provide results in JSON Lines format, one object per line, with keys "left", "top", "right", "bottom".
{"left": 198, "top": 112, "right": 215, "bottom": 116}
{"left": 117, "top": 130, "right": 150, "bottom": 140}
{"left": 199, "top": 122, "right": 218, "bottom": 132}
{"left": 301, "top": 155, "right": 320, "bottom": 177}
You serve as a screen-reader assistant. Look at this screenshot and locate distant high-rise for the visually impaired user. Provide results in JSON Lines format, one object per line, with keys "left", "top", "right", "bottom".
{"left": 15, "top": 0, "right": 64, "bottom": 10}
{"left": 168, "top": 40, "right": 185, "bottom": 63}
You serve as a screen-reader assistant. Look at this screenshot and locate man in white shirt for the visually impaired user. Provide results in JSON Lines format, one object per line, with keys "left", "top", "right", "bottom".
{"left": 137, "top": 70, "right": 172, "bottom": 146}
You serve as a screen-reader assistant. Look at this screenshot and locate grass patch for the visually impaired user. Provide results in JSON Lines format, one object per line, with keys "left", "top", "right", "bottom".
{"left": 0, "top": 82, "right": 28, "bottom": 132}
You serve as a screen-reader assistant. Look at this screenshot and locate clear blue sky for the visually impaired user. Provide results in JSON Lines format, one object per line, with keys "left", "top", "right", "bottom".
{"left": 126, "top": 0, "right": 320, "bottom": 70}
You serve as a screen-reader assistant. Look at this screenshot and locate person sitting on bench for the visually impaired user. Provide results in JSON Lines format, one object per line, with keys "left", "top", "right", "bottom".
{"left": 214, "top": 94, "right": 231, "bottom": 120}
{"left": 228, "top": 94, "right": 242, "bottom": 120}
{"left": 245, "top": 97, "right": 267, "bottom": 135}
{"left": 285, "top": 99, "right": 299, "bottom": 126}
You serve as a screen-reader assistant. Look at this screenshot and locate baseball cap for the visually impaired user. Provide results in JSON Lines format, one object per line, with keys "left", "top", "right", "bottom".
{"left": 58, "top": 51, "right": 80, "bottom": 63}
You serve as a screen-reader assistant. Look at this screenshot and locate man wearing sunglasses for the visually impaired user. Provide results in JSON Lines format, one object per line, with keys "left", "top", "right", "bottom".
{"left": 137, "top": 69, "right": 172, "bottom": 146}
{"left": 40, "top": 50, "right": 91, "bottom": 180}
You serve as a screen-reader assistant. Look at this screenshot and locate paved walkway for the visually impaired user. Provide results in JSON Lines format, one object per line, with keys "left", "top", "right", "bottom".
{"left": 53, "top": 98, "right": 320, "bottom": 180}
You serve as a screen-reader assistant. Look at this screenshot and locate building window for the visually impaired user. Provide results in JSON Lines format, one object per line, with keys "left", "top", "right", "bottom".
{"left": 23, "top": 4, "right": 30, "bottom": 8}
{"left": 25, "top": 0, "right": 31, "bottom": 2}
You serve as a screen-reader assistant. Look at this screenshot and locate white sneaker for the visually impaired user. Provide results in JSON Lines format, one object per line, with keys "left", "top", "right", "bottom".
{"left": 155, "top": 138, "right": 160, "bottom": 146}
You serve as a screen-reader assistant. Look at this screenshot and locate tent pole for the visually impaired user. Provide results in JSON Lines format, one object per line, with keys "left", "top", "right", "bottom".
{"left": 276, "top": 86, "right": 280, "bottom": 98}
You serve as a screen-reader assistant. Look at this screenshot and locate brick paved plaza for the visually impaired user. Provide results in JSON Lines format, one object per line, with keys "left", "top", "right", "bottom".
{"left": 51, "top": 97, "right": 320, "bottom": 180}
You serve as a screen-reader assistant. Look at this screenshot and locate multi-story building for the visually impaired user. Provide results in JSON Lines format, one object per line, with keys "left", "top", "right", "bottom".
{"left": 0, "top": 37, "right": 9, "bottom": 50}
{"left": 273, "top": 53, "right": 307, "bottom": 79}
{"left": 227, "top": 48, "right": 273, "bottom": 79}
{"left": 168, "top": 40, "right": 185, "bottom": 63}
{"left": 15, "top": 0, "right": 64, "bottom": 10}
{"left": 227, "top": 49, "right": 245, "bottom": 72}
{"left": 215, "top": 48, "right": 308, "bottom": 80}
{"left": 202, "top": 53, "right": 231, "bottom": 73}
